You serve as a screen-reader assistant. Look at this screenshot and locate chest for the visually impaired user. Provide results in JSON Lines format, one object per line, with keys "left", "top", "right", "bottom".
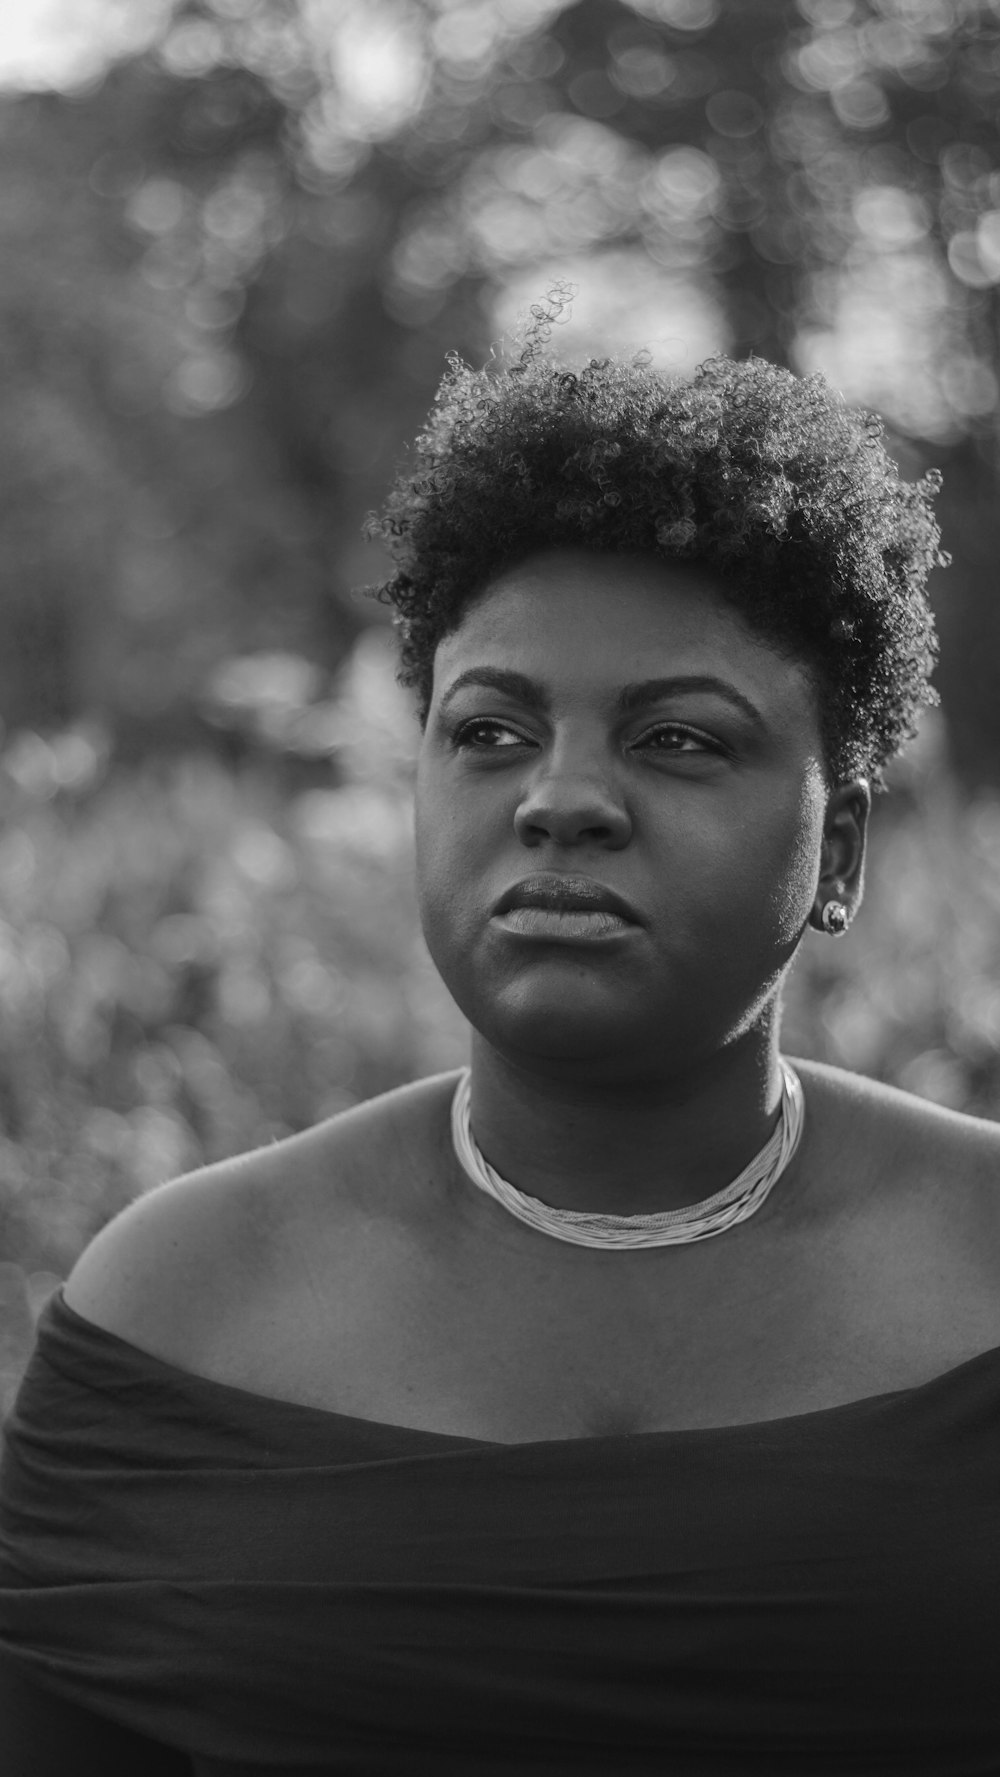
{"left": 205, "top": 1178, "right": 1000, "bottom": 1443}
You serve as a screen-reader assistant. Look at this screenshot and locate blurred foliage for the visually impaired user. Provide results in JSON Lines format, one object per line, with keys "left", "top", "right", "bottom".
{"left": 0, "top": 631, "right": 470, "bottom": 1416}
{"left": 2, "top": 653, "right": 1000, "bottom": 1419}
{"left": 3, "top": 1, "right": 1000, "bottom": 1413}
{"left": 2, "top": 0, "right": 1000, "bottom": 769}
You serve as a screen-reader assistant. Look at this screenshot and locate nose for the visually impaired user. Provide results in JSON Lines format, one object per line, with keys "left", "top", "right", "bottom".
{"left": 513, "top": 754, "right": 632, "bottom": 850}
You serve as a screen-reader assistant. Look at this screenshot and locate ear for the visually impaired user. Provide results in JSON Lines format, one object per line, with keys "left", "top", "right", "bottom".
{"left": 810, "top": 779, "right": 870, "bottom": 934}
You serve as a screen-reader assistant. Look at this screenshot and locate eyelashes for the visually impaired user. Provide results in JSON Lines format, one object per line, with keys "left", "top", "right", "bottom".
{"left": 451, "top": 719, "right": 723, "bottom": 757}
{"left": 452, "top": 719, "right": 527, "bottom": 750}
{"left": 635, "top": 725, "right": 720, "bottom": 756}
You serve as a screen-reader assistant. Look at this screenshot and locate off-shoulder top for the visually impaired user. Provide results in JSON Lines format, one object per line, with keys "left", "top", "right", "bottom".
{"left": 1, "top": 1288, "right": 999, "bottom": 1774}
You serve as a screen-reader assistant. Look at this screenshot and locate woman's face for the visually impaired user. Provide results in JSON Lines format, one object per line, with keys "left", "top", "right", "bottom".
{"left": 415, "top": 548, "right": 859, "bottom": 1080}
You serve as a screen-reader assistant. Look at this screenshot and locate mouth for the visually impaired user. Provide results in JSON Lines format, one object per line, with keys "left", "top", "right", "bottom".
{"left": 490, "top": 874, "right": 641, "bottom": 942}
{"left": 492, "top": 905, "right": 634, "bottom": 941}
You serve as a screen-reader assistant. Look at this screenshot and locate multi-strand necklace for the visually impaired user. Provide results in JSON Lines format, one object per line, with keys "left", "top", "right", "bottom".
{"left": 450, "top": 1061, "right": 804, "bottom": 1249}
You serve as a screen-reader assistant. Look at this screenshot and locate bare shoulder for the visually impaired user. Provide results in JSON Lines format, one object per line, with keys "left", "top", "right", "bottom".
{"left": 791, "top": 1055, "right": 1000, "bottom": 1234}
{"left": 794, "top": 1054, "right": 1000, "bottom": 1157}
{"left": 63, "top": 1069, "right": 462, "bottom": 1362}
{"left": 62, "top": 1144, "right": 271, "bottom": 1355}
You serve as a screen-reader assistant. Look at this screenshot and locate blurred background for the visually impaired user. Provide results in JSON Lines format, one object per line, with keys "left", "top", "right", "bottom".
{"left": 2, "top": 0, "right": 1000, "bottom": 1413}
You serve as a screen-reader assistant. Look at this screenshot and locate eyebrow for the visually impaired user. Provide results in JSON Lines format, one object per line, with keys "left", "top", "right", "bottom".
{"left": 438, "top": 667, "right": 765, "bottom": 729}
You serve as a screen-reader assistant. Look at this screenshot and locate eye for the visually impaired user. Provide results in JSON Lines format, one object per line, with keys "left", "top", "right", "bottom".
{"left": 632, "top": 723, "right": 720, "bottom": 756}
{"left": 452, "top": 718, "right": 532, "bottom": 751}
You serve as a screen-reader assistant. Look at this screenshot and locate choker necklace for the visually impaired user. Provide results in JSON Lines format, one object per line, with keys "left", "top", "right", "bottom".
{"left": 449, "top": 1061, "right": 804, "bottom": 1249}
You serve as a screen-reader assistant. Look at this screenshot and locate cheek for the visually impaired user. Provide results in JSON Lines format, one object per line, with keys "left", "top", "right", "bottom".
{"left": 413, "top": 795, "right": 445, "bottom": 919}
{"left": 672, "top": 780, "right": 822, "bottom": 959}
{"left": 764, "top": 784, "right": 826, "bottom": 945}
{"left": 414, "top": 766, "right": 473, "bottom": 939}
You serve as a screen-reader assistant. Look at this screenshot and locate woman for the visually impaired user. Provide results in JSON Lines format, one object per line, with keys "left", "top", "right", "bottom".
{"left": 2, "top": 324, "right": 998, "bottom": 1776}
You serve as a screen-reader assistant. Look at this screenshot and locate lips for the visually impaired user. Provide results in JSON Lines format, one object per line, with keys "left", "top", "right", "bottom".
{"left": 493, "top": 874, "right": 640, "bottom": 924}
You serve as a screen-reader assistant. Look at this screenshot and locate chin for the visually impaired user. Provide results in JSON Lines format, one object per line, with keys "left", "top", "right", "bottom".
{"left": 500, "top": 1019, "right": 619, "bottom": 1065}
{"left": 471, "top": 982, "right": 652, "bottom": 1069}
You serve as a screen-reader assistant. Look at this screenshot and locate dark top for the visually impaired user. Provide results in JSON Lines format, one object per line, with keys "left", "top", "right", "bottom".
{"left": 1, "top": 1290, "right": 999, "bottom": 1776}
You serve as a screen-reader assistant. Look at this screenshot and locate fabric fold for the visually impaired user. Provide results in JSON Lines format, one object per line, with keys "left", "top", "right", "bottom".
{"left": 1, "top": 1289, "right": 999, "bottom": 1773}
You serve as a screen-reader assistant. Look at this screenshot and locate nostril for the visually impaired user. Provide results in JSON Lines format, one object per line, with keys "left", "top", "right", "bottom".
{"left": 514, "top": 793, "right": 630, "bottom": 848}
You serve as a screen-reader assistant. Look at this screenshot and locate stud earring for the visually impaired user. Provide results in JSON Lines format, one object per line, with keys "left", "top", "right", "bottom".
{"left": 820, "top": 900, "right": 849, "bottom": 935}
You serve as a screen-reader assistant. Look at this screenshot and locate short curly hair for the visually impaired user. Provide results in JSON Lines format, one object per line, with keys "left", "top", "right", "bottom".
{"left": 366, "top": 306, "right": 947, "bottom": 788}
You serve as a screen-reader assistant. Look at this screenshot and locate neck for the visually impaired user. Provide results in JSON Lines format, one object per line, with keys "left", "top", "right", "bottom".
{"left": 465, "top": 1022, "right": 787, "bottom": 1218}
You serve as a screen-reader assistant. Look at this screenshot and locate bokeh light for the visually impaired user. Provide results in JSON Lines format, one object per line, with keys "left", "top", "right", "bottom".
{"left": 3, "top": 0, "right": 1000, "bottom": 1416}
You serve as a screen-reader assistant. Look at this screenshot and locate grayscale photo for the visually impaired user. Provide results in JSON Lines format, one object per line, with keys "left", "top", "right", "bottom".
{"left": 1, "top": 1, "right": 999, "bottom": 1772}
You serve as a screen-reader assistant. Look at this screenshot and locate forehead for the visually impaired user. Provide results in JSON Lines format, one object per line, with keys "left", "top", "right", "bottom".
{"left": 433, "top": 549, "right": 817, "bottom": 724}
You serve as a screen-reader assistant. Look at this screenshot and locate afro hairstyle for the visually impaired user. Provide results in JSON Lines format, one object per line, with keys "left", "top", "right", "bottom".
{"left": 366, "top": 301, "right": 947, "bottom": 788}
